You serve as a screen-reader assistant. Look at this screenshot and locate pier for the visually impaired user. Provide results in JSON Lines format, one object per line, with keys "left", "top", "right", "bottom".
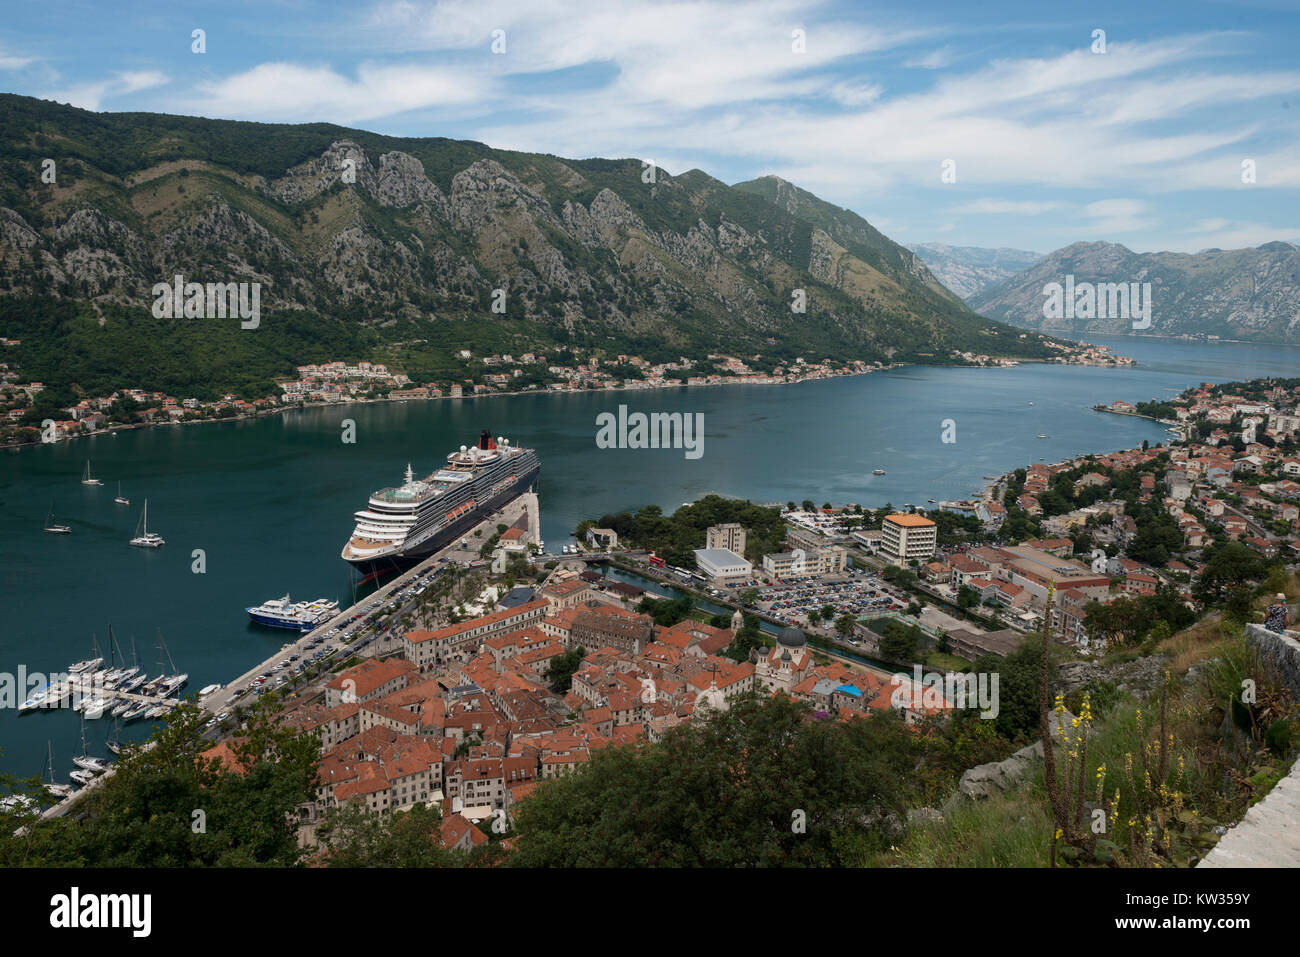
{"left": 197, "top": 490, "right": 541, "bottom": 714}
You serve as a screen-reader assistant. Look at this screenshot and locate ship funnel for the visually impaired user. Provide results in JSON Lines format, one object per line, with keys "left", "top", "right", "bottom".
{"left": 478, "top": 429, "right": 497, "bottom": 451}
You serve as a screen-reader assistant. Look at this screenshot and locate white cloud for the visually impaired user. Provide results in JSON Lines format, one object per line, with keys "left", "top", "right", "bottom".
{"left": 1079, "top": 199, "right": 1150, "bottom": 234}
{"left": 905, "top": 46, "right": 954, "bottom": 69}
{"left": 1167, "top": 220, "right": 1300, "bottom": 251}
{"left": 952, "top": 198, "right": 1062, "bottom": 215}
{"left": 41, "top": 71, "right": 169, "bottom": 112}
{"left": 190, "top": 62, "right": 490, "bottom": 123}
{"left": 0, "top": 52, "right": 38, "bottom": 70}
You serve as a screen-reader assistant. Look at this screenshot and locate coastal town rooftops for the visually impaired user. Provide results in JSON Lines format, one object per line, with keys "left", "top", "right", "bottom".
{"left": 884, "top": 513, "right": 936, "bottom": 528}
{"left": 406, "top": 599, "right": 550, "bottom": 644}
{"left": 326, "top": 658, "right": 416, "bottom": 698}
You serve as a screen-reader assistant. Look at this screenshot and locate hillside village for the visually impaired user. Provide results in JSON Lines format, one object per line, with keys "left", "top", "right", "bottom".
{"left": 0, "top": 337, "right": 1130, "bottom": 447}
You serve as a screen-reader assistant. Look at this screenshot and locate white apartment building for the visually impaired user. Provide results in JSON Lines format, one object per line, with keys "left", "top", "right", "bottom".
{"left": 762, "top": 546, "right": 848, "bottom": 580}
{"left": 881, "top": 514, "right": 937, "bottom": 562}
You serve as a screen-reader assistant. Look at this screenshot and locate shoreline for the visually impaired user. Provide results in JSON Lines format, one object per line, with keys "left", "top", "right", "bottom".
{"left": 5, "top": 351, "right": 1127, "bottom": 453}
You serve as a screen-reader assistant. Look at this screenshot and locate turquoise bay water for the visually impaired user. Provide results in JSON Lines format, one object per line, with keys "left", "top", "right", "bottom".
{"left": 1, "top": 334, "right": 1297, "bottom": 776}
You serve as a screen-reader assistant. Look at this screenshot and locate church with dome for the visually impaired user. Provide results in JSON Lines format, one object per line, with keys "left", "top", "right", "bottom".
{"left": 754, "top": 625, "right": 814, "bottom": 693}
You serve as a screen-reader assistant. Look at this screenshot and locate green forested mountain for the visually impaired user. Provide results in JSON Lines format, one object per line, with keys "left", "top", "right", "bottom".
{"left": 0, "top": 94, "right": 1064, "bottom": 398}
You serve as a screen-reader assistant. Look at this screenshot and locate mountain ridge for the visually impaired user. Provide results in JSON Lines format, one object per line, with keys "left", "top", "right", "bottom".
{"left": 0, "top": 94, "right": 1064, "bottom": 399}
{"left": 967, "top": 239, "right": 1300, "bottom": 342}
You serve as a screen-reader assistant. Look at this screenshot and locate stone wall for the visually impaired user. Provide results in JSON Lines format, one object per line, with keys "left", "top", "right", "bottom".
{"left": 1244, "top": 623, "right": 1300, "bottom": 698}
{"left": 1197, "top": 624, "right": 1300, "bottom": 867}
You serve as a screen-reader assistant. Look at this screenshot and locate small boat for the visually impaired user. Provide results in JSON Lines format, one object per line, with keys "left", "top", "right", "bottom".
{"left": 69, "top": 634, "right": 104, "bottom": 675}
{"left": 43, "top": 497, "right": 71, "bottom": 534}
{"left": 81, "top": 461, "right": 103, "bottom": 486}
{"left": 75, "top": 696, "right": 110, "bottom": 720}
{"left": 110, "top": 698, "right": 133, "bottom": 717}
{"left": 0, "top": 794, "right": 37, "bottom": 813}
{"left": 73, "top": 715, "right": 112, "bottom": 773}
{"left": 872, "top": 469, "right": 886, "bottom": 476}
{"left": 45, "top": 742, "right": 74, "bottom": 800}
{"left": 157, "top": 674, "right": 188, "bottom": 695}
{"left": 1037, "top": 434, "right": 1047, "bottom": 439}
{"left": 114, "top": 481, "right": 129, "bottom": 506}
{"left": 69, "top": 768, "right": 97, "bottom": 787}
{"left": 199, "top": 683, "right": 223, "bottom": 697}
{"left": 128, "top": 499, "right": 164, "bottom": 548}
{"left": 106, "top": 718, "right": 125, "bottom": 756}
{"left": 18, "top": 689, "right": 49, "bottom": 713}
{"left": 122, "top": 702, "right": 150, "bottom": 722}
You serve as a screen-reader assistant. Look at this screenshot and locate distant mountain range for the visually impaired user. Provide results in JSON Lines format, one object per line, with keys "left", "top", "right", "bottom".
{"left": 907, "top": 243, "right": 1043, "bottom": 300}
{"left": 967, "top": 240, "right": 1300, "bottom": 343}
{"left": 0, "top": 95, "right": 1063, "bottom": 400}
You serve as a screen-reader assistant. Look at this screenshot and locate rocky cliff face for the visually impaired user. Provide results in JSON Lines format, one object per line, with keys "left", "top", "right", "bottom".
{"left": 0, "top": 93, "right": 1059, "bottom": 362}
{"left": 907, "top": 243, "right": 1043, "bottom": 300}
{"left": 968, "top": 240, "right": 1300, "bottom": 343}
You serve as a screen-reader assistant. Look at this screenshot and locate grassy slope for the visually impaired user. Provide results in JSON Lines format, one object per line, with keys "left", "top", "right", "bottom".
{"left": 870, "top": 574, "right": 1300, "bottom": 867}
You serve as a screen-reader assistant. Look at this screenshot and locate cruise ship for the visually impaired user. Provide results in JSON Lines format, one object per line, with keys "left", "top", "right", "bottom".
{"left": 246, "top": 594, "right": 340, "bottom": 631}
{"left": 341, "top": 429, "right": 540, "bottom": 576}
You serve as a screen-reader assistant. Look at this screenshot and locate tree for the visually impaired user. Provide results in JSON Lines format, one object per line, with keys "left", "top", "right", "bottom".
{"left": 508, "top": 695, "right": 919, "bottom": 866}
{"left": 820, "top": 603, "right": 837, "bottom": 622}
{"left": 1194, "top": 542, "right": 1267, "bottom": 607}
{"left": 0, "top": 697, "right": 320, "bottom": 867}
{"left": 322, "top": 801, "right": 460, "bottom": 868}
{"left": 878, "top": 621, "right": 918, "bottom": 663}
{"left": 957, "top": 585, "right": 980, "bottom": 611}
{"left": 835, "top": 614, "right": 856, "bottom": 637}
{"left": 544, "top": 646, "right": 587, "bottom": 693}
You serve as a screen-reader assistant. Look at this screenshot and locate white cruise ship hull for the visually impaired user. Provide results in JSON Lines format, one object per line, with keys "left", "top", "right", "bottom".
{"left": 341, "top": 433, "right": 539, "bottom": 578}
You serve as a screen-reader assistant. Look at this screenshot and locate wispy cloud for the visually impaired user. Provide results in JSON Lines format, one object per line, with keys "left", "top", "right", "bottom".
{"left": 42, "top": 70, "right": 169, "bottom": 111}
{"left": 192, "top": 62, "right": 489, "bottom": 123}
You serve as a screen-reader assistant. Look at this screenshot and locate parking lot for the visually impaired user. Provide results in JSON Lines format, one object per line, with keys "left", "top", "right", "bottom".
{"left": 750, "top": 569, "right": 909, "bottom": 629}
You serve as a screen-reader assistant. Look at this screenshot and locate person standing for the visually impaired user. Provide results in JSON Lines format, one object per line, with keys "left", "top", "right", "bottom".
{"left": 1264, "top": 593, "right": 1292, "bottom": 634}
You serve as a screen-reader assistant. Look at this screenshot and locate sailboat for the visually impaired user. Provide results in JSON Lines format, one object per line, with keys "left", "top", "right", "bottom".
{"left": 81, "top": 460, "right": 103, "bottom": 486}
{"left": 114, "top": 481, "right": 129, "bottom": 506}
{"left": 72, "top": 714, "right": 112, "bottom": 774}
{"left": 106, "top": 718, "right": 125, "bottom": 756}
{"left": 128, "top": 499, "right": 164, "bottom": 548}
{"left": 45, "top": 742, "right": 74, "bottom": 799}
{"left": 152, "top": 629, "right": 187, "bottom": 696}
{"left": 43, "top": 497, "right": 71, "bottom": 534}
{"left": 68, "top": 634, "right": 104, "bottom": 675}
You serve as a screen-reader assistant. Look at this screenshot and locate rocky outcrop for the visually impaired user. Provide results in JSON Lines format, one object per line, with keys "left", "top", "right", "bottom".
{"left": 0, "top": 95, "right": 1063, "bottom": 362}
{"left": 1056, "top": 655, "right": 1169, "bottom": 698}
{"left": 956, "top": 709, "right": 1075, "bottom": 800}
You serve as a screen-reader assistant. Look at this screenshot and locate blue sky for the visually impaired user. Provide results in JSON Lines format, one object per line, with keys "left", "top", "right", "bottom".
{"left": 3, "top": 0, "right": 1298, "bottom": 254}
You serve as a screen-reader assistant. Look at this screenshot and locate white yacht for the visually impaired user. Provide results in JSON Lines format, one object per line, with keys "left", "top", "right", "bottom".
{"left": 129, "top": 499, "right": 165, "bottom": 548}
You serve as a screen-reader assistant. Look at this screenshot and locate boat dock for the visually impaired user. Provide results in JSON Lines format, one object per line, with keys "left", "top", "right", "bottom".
{"left": 197, "top": 490, "right": 540, "bottom": 714}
